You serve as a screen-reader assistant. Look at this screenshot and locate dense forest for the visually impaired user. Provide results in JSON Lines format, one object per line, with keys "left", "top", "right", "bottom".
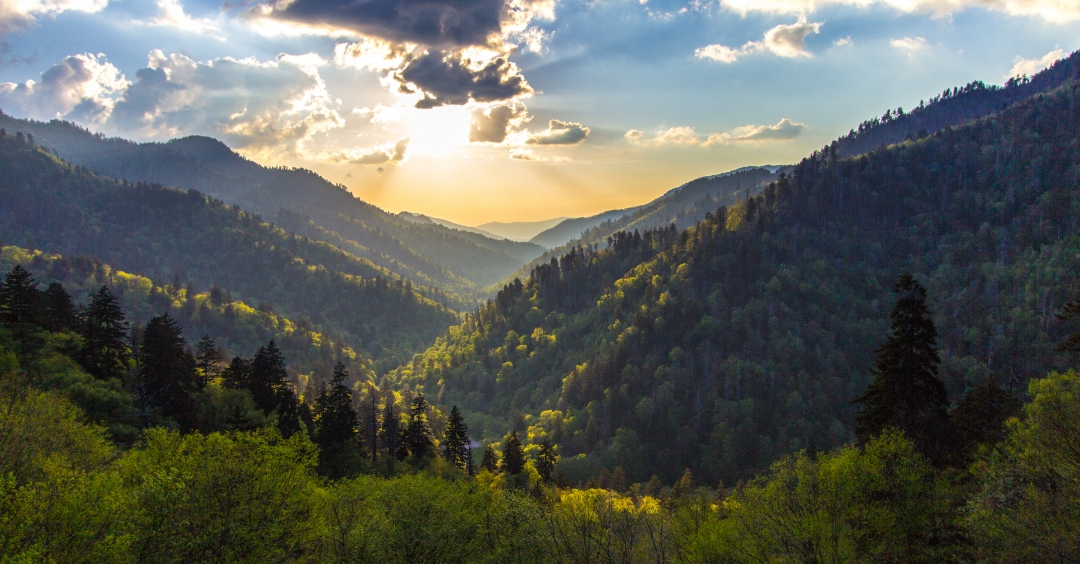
{"left": 0, "top": 115, "right": 543, "bottom": 299}
{"left": 2, "top": 46, "right": 1080, "bottom": 563}
{"left": 0, "top": 133, "right": 460, "bottom": 370}
{"left": 391, "top": 77, "right": 1080, "bottom": 486}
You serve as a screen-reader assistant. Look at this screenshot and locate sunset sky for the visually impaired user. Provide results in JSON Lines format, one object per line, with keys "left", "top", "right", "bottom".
{"left": 1, "top": 0, "right": 1077, "bottom": 224}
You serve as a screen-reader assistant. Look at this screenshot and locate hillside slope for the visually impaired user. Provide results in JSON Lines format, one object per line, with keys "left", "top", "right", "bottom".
{"left": 0, "top": 117, "right": 542, "bottom": 296}
{"left": 390, "top": 79, "right": 1080, "bottom": 485}
{"left": 0, "top": 134, "right": 458, "bottom": 370}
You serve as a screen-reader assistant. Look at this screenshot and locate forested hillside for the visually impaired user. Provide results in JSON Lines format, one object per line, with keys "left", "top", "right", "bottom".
{"left": 511, "top": 166, "right": 781, "bottom": 286}
{"left": 391, "top": 79, "right": 1080, "bottom": 486}
{"left": 0, "top": 115, "right": 544, "bottom": 296}
{"left": 832, "top": 49, "right": 1080, "bottom": 156}
{"left": 0, "top": 134, "right": 458, "bottom": 369}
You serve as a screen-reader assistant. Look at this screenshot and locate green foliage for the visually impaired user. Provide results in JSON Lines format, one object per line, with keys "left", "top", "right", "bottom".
{"left": 400, "top": 394, "right": 435, "bottom": 463}
{"left": 136, "top": 313, "right": 201, "bottom": 430}
{"left": 314, "top": 361, "right": 365, "bottom": 478}
{"left": 966, "top": 370, "right": 1080, "bottom": 562}
{"left": 442, "top": 405, "right": 469, "bottom": 471}
{"left": 393, "top": 79, "right": 1080, "bottom": 486}
{"left": 502, "top": 431, "right": 526, "bottom": 475}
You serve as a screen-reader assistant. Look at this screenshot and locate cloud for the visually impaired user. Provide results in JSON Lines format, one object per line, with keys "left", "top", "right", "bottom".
{"left": 696, "top": 18, "right": 822, "bottom": 63}
{"left": 469, "top": 102, "right": 529, "bottom": 143}
{"left": 630, "top": 119, "right": 807, "bottom": 147}
{"left": 352, "top": 103, "right": 406, "bottom": 124}
{"left": 0, "top": 0, "right": 107, "bottom": 34}
{"left": 890, "top": 37, "right": 927, "bottom": 52}
{"left": 249, "top": 0, "right": 554, "bottom": 49}
{"left": 525, "top": 119, "right": 589, "bottom": 145}
{"left": 147, "top": 0, "right": 222, "bottom": 37}
{"left": 393, "top": 50, "right": 533, "bottom": 108}
{"left": 330, "top": 137, "right": 410, "bottom": 165}
{"left": 0, "top": 53, "right": 128, "bottom": 123}
{"left": 716, "top": 0, "right": 1080, "bottom": 22}
{"left": 509, "top": 148, "right": 570, "bottom": 162}
{"left": 834, "top": 37, "right": 853, "bottom": 47}
{"left": 104, "top": 50, "right": 344, "bottom": 155}
{"left": 1009, "top": 48, "right": 1066, "bottom": 78}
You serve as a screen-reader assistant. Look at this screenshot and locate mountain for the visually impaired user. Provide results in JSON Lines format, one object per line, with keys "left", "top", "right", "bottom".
{"left": 509, "top": 165, "right": 784, "bottom": 284}
{"left": 476, "top": 217, "right": 570, "bottom": 242}
{"left": 0, "top": 116, "right": 544, "bottom": 298}
{"left": 528, "top": 207, "right": 640, "bottom": 249}
{"left": 388, "top": 72, "right": 1080, "bottom": 485}
{"left": 0, "top": 133, "right": 459, "bottom": 370}
{"left": 399, "top": 211, "right": 509, "bottom": 242}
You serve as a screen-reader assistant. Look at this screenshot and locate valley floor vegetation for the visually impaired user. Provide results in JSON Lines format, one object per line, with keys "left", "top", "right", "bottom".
{"left": 1, "top": 261, "right": 1078, "bottom": 563}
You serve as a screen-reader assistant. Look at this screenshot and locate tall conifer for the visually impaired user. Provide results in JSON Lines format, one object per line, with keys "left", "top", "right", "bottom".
{"left": 854, "top": 274, "right": 948, "bottom": 461}
{"left": 442, "top": 405, "right": 469, "bottom": 470}
{"left": 138, "top": 313, "right": 200, "bottom": 430}
{"left": 79, "top": 286, "right": 130, "bottom": 381}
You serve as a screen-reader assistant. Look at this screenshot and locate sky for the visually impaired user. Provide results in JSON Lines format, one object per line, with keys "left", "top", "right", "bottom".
{"left": 0, "top": 0, "right": 1077, "bottom": 225}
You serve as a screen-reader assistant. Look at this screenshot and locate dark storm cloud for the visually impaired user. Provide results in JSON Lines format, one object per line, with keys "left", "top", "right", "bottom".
{"left": 394, "top": 50, "right": 532, "bottom": 108}
{"left": 262, "top": 0, "right": 510, "bottom": 48}
{"left": 110, "top": 66, "right": 184, "bottom": 129}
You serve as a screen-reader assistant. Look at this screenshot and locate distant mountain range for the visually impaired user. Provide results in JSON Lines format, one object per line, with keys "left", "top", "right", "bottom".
{"left": 397, "top": 211, "right": 509, "bottom": 242}
{"left": 476, "top": 218, "right": 571, "bottom": 242}
{"left": 0, "top": 115, "right": 541, "bottom": 302}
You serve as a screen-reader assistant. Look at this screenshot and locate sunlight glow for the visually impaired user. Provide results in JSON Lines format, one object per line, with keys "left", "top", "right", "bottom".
{"left": 404, "top": 105, "right": 472, "bottom": 157}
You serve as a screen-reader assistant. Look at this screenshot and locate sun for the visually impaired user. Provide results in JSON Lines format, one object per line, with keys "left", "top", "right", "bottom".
{"left": 405, "top": 105, "right": 472, "bottom": 157}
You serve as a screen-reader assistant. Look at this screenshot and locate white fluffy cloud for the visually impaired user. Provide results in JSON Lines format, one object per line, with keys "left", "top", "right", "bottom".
{"left": 0, "top": 53, "right": 128, "bottom": 123}
{"left": 890, "top": 37, "right": 928, "bottom": 53}
{"left": 1009, "top": 48, "right": 1066, "bottom": 78}
{"left": 716, "top": 0, "right": 1080, "bottom": 22}
{"left": 525, "top": 119, "right": 589, "bottom": 145}
{"left": 629, "top": 118, "right": 807, "bottom": 147}
{"left": 696, "top": 18, "right": 822, "bottom": 63}
{"left": 0, "top": 0, "right": 107, "bottom": 34}
{"left": 147, "top": 0, "right": 221, "bottom": 37}
{"left": 327, "top": 137, "right": 410, "bottom": 165}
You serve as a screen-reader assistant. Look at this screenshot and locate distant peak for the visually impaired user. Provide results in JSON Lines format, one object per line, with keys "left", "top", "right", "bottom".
{"left": 165, "top": 135, "right": 238, "bottom": 162}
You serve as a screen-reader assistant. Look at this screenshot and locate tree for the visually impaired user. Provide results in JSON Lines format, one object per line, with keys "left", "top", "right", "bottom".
{"left": 442, "top": 405, "right": 469, "bottom": 470}
{"left": 137, "top": 313, "right": 201, "bottom": 430}
{"left": 501, "top": 431, "right": 525, "bottom": 475}
{"left": 480, "top": 445, "right": 499, "bottom": 473}
{"left": 194, "top": 335, "right": 223, "bottom": 382}
{"left": 276, "top": 387, "right": 304, "bottom": 439}
{"left": 950, "top": 382, "right": 1019, "bottom": 462}
{"left": 314, "top": 361, "right": 363, "bottom": 477}
{"left": 39, "top": 282, "right": 75, "bottom": 332}
{"left": 221, "top": 356, "right": 251, "bottom": 390}
{"left": 380, "top": 400, "right": 400, "bottom": 462}
{"left": 854, "top": 274, "right": 948, "bottom": 462}
{"left": 535, "top": 440, "right": 558, "bottom": 482}
{"left": 1055, "top": 298, "right": 1080, "bottom": 353}
{"left": 249, "top": 340, "right": 288, "bottom": 415}
{"left": 400, "top": 394, "right": 434, "bottom": 462}
{"left": 78, "top": 286, "right": 130, "bottom": 381}
{"left": 0, "top": 265, "right": 40, "bottom": 327}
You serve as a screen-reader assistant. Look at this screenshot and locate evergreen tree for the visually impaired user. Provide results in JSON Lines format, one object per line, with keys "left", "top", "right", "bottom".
{"left": 0, "top": 265, "right": 40, "bottom": 326}
{"left": 501, "top": 431, "right": 525, "bottom": 475}
{"left": 137, "top": 313, "right": 200, "bottom": 430}
{"left": 194, "top": 335, "right": 223, "bottom": 382}
{"left": 854, "top": 274, "right": 949, "bottom": 461}
{"left": 368, "top": 385, "right": 379, "bottom": 464}
{"left": 276, "top": 386, "right": 303, "bottom": 438}
{"left": 314, "top": 361, "right": 363, "bottom": 477}
{"left": 536, "top": 439, "right": 558, "bottom": 482}
{"left": 380, "top": 400, "right": 400, "bottom": 462}
{"left": 401, "top": 394, "right": 434, "bottom": 462}
{"left": 40, "top": 282, "right": 75, "bottom": 332}
{"left": 79, "top": 286, "right": 130, "bottom": 381}
{"left": 221, "top": 356, "right": 251, "bottom": 389}
{"left": 249, "top": 340, "right": 288, "bottom": 415}
{"left": 442, "top": 405, "right": 469, "bottom": 470}
{"left": 1056, "top": 298, "right": 1080, "bottom": 353}
{"left": 480, "top": 444, "right": 499, "bottom": 473}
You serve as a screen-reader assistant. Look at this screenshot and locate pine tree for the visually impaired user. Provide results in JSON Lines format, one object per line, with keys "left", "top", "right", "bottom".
{"left": 480, "top": 444, "right": 499, "bottom": 473}
{"left": 221, "top": 356, "right": 251, "bottom": 389}
{"left": 536, "top": 439, "right": 558, "bottom": 482}
{"left": 137, "top": 313, "right": 200, "bottom": 430}
{"left": 501, "top": 431, "right": 525, "bottom": 475}
{"left": 854, "top": 274, "right": 949, "bottom": 461}
{"left": 40, "top": 282, "right": 75, "bottom": 332}
{"left": 0, "top": 265, "right": 40, "bottom": 326}
{"left": 79, "top": 286, "right": 130, "bottom": 381}
{"left": 401, "top": 394, "right": 434, "bottom": 461}
{"left": 249, "top": 340, "right": 288, "bottom": 415}
{"left": 195, "top": 335, "right": 223, "bottom": 382}
{"left": 314, "top": 361, "right": 363, "bottom": 477}
{"left": 368, "top": 385, "right": 379, "bottom": 465}
{"left": 380, "top": 399, "right": 400, "bottom": 461}
{"left": 442, "top": 405, "right": 469, "bottom": 470}
{"left": 276, "top": 386, "right": 303, "bottom": 438}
